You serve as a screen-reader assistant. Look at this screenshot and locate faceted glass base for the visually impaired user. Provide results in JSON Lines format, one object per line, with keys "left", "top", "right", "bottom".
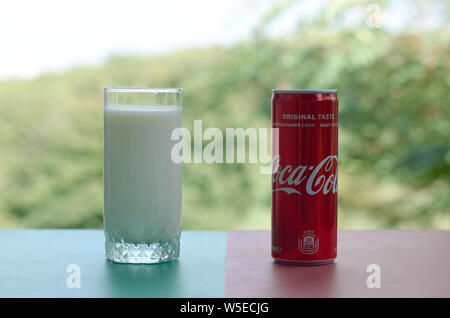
{"left": 105, "top": 233, "right": 180, "bottom": 264}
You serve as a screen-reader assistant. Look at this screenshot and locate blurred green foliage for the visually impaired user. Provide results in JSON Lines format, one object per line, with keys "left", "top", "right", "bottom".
{"left": 0, "top": 1, "right": 448, "bottom": 229}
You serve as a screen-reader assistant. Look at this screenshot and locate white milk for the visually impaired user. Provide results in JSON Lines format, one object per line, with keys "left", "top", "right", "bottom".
{"left": 104, "top": 105, "right": 182, "bottom": 244}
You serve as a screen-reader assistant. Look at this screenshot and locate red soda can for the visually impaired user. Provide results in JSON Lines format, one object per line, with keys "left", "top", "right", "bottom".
{"left": 271, "top": 89, "right": 338, "bottom": 265}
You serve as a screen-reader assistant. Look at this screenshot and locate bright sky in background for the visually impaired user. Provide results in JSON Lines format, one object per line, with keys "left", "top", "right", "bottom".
{"left": 0, "top": 0, "right": 275, "bottom": 79}
{"left": 0, "top": 0, "right": 443, "bottom": 79}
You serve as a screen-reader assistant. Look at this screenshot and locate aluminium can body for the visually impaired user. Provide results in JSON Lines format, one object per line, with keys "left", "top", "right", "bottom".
{"left": 271, "top": 89, "right": 338, "bottom": 265}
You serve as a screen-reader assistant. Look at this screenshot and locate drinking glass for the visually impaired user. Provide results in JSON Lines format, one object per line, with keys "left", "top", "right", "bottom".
{"left": 103, "top": 87, "right": 182, "bottom": 263}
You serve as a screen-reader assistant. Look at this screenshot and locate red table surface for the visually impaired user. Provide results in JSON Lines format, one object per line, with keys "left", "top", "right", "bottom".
{"left": 225, "top": 230, "right": 450, "bottom": 298}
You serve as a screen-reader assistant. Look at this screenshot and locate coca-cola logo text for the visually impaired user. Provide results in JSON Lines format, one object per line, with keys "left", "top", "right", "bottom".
{"left": 272, "top": 155, "right": 338, "bottom": 196}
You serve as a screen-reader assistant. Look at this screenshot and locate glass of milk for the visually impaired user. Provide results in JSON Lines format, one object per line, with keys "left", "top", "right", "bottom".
{"left": 103, "top": 87, "right": 182, "bottom": 263}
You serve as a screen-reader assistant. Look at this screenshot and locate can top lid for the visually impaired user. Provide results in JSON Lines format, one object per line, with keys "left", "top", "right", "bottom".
{"left": 272, "top": 89, "right": 337, "bottom": 94}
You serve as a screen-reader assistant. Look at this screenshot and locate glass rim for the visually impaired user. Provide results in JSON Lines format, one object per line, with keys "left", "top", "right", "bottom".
{"left": 104, "top": 87, "right": 183, "bottom": 94}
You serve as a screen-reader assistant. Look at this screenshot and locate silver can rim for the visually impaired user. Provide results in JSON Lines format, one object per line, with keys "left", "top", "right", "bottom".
{"left": 272, "top": 89, "right": 337, "bottom": 94}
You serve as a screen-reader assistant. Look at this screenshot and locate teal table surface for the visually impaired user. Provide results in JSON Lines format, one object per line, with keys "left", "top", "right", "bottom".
{"left": 0, "top": 230, "right": 226, "bottom": 298}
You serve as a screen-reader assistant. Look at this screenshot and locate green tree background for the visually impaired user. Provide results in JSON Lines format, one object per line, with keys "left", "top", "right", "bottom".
{"left": 0, "top": 1, "right": 448, "bottom": 229}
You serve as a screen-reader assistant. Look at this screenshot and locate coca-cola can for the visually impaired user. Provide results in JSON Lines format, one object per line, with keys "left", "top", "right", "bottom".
{"left": 271, "top": 89, "right": 338, "bottom": 265}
